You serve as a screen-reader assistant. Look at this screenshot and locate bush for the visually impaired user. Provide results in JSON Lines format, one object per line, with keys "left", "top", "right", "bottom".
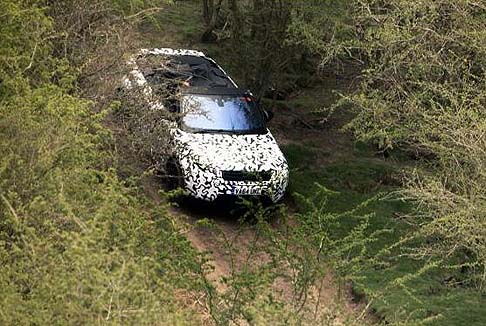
{"left": 342, "top": 0, "right": 486, "bottom": 284}
{"left": 0, "top": 1, "right": 202, "bottom": 324}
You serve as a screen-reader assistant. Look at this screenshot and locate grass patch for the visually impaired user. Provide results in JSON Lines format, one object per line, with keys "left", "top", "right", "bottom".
{"left": 281, "top": 143, "right": 319, "bottom": 170}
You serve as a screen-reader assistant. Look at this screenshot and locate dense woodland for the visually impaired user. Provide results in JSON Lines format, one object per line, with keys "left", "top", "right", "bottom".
{"left": 1, "top": 0, "right": 485, "bottom": 325}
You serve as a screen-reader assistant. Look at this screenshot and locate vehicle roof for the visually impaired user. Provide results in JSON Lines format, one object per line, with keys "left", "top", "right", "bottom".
{"left": 136, "top": 48, "right": 237, "bottom": 89}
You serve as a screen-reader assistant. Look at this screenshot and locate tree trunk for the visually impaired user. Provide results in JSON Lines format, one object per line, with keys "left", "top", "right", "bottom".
{"left": 202, "top": 0, "right": 211, "bottom": 25}
{"left": 228, "top": 0, "right": 241, "bottom": 41}
{"left": 201, "top": 0, "right": 222, "bottom": 43}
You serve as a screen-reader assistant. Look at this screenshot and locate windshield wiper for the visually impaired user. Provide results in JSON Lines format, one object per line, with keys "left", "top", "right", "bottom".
{"left": 193, "top": 129, "right": 233, "bottom": 134}
{"left": 193, "top": 128, "right": 267, "bottom": 135}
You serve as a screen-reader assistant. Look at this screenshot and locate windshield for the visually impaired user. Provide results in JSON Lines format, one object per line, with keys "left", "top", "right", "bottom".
{"left": 181, "top": 94, "right": 267, "bottom": 134}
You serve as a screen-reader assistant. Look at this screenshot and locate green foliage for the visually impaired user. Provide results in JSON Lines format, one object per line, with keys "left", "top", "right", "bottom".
{"left": 0, "top": 1, "right": 203, "bottom": 324}
{"left": 279, "top": 0, "right": 486, "bottom": 322}
{"left": 286, "top": 0, "right": 355, "bottom": 63}
{"left": 0, "top": 88, "right": 203, "bottom": 326}
{"left": 341, "top": 0, "right": 486, "bottom": 287}
{"left": 283, "top": 142, "right": 486, "bottom": 325}
{"left": 0, "top": 0, "right": 71, "bottom": 92}
{"left": 188, "top": 196, "right": 372, "bottom": 325}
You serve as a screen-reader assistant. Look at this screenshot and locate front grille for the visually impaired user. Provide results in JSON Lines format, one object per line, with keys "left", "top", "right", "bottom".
{"left": 222, "top": 170, "right": 272, "bottom": 182}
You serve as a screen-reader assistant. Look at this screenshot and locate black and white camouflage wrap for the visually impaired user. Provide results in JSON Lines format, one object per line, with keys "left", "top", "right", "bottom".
{"left": 173, "top": 130, "right": 289, "bottom": 202}
{"left": 124, "top": 48, "right": 289, "bottom": 202}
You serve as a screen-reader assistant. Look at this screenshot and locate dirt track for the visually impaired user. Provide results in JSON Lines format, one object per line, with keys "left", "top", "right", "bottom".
{"left": 170, "top": 195, "right": 369, "bottom": 325}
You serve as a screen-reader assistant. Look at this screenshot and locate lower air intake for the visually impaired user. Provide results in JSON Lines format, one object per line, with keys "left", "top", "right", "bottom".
{"left": 222, "top": 170, "right": 272, "bottom": 182}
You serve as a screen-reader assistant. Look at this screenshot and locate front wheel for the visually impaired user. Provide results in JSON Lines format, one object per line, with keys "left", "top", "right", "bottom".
{"left": 165, "top": 158, "right": 184, "bottom": 191}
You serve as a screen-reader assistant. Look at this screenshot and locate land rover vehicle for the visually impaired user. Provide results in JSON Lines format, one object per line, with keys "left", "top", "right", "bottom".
{"left": 123, "top": 48, "right": 289, "bottom": 202}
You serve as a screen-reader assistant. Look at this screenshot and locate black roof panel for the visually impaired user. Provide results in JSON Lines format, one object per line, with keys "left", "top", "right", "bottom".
{"left": 141, "top": 54, "right": 236, "bottom": 88}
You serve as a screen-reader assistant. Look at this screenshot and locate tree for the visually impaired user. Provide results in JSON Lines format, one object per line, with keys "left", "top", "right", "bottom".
{"left": 222, "top": 0, "right": 296, "bottom": 97}
{"left": 219, "top": 0, "right": 354, "bottom": 98}
{"left": 283, "top": 0, "right": 486, "bottom": 288}
{"left": 0, "top": 1, "right": 203, "bottom": 324}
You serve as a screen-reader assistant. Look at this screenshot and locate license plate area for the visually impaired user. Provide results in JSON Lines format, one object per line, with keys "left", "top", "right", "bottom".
{"left": 231, "top": 186, "right": 262, "bottom": 196}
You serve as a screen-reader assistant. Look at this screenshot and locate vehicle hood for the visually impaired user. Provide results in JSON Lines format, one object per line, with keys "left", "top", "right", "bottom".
{"left": 175, "top": 131, "right": 287, "bottom": 171}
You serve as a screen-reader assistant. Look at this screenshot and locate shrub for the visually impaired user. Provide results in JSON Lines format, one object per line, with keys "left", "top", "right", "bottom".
{"left": 342, "top": 0, "right": 486, "bottom": 285}
{"left": 0, "top": 1, "right": 202, "bottom": 324}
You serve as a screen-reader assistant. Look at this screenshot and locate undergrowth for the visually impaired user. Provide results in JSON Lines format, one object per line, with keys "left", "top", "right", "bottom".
{"left": 282, "top": 143, "right": 486, "bottom": 326}
{"left": 0, "top": 1, "right": 205, "bottom": 324}
{"left": 186, "top": 193, "right": 375, "bottom": 325}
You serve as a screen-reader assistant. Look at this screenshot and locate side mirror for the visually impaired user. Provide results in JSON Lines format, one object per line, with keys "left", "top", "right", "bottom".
{"left": 264, "top": 110, "right": 274, "bottom": 122}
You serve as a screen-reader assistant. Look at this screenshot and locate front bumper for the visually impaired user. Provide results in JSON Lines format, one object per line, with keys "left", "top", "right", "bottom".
{"left": 182, "top": 163, "right": 288, "bottom": 203}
